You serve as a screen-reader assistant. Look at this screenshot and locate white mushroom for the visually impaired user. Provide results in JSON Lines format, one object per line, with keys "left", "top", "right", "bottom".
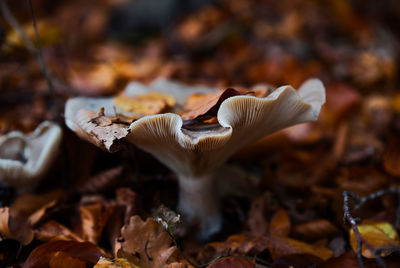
{"left": 0, "top": 121, "right": 62, "bottom": 188}
{"left": 65, "top": 78, "right": 325, "bottom": 239}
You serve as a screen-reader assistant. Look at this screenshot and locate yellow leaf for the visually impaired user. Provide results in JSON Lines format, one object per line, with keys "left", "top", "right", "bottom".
{"left": 114, "top": 91, "right": 176, "bottom": 115}
{"left": 349, "top": 221, "right": 400, "bottom": 258}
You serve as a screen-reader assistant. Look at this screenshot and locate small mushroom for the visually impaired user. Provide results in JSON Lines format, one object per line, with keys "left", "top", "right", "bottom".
{"left": 65, "top": 78, "right": 325, "bottom": 239}
{"left": 0, "top": 121, "right": 62, "bottom": 188}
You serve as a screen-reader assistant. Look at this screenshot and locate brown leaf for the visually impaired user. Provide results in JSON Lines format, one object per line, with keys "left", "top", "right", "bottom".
{"left": 182, "top": 87, "right": 266, "bottom": 123}
{"left": 29, "top": 200, "right": 59, "bottom": 226}
{"left": 247, "top": 193, "right": 276, "bottom": 237}
{"left": 35, "top": 220, "right": 84, "bottom": 242}
{"left": 268, "top": 209, "right": 291, "bottom": 237}
{"left": 116, "top": 188, "right": 138, "bottom": 225}
{"left": 117, "top": 216, "right": 179, "bottom": 268}
{"left": 74, "top": 109, "right": 130, "bottom": 152}
{"left": 49, "top": 251, "right": 86, "bottom": 268}
{"left": 264, "top": 235, "right": 333, "bottom": 261}
{"left": 383, "top": 138, "right": 400, "bottom": 177}
{"left": 23, "top": 240, "right": 103, "bottom": 268}
{"left": 78, "top": 166, "right": 123, "bottom": 194}
{"left": 292, "top": 219, "right": 339, "bottom": 241}
{"left": 0, "top": 207, "right": 34, "bottom": 245}
{"left": 208, "top": 257, "right": 254, "bottom": 268}
{"left": 11, "top": 189, "right": 65, "bottom": 216}
{"left": 272, "top": 253, "right": 323, "bottom": 268}
{"left": 80, "top": 201, "right": 116, "bottom": 244}
{"left": 319, "top": 252, "right": 378, "bottom": 268}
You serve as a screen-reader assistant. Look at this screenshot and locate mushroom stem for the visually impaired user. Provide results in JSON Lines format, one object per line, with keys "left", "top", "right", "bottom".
{"left": 177, "top": 173, "right": 222, "bottom": 239}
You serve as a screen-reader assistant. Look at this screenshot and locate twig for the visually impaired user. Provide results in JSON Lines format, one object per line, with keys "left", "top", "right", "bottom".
{"left": 342, "top": 188, "right": 400, "bottom": 268}
{"left": 27, "top": 0, "right": 56, "bottom": 100}
{"left": 0, "top": 0, "right": 36, "bottom": 53}
{"left": 1, "top": 0, "right": 61, "bottom": 117}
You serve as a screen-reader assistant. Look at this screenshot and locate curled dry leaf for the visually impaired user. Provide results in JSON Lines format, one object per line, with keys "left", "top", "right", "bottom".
{"left": 116, "top": 188, "right": 138, "bottom": 224}
{"left": 247, "top": 192, "right": 277, "bottom": 237}
{"left": 73, "top": 109, "right": 130, "bottom": 152}
{"left": 0, "top": 207, "right": 34, "bottom": 245}
{"left": 268, "top": 209, "right": 291, "bottom": 237}
{"left": 349, "top": 220, "right": 400, "bottom": 258}
{"left": 23, "top": 240, "right": 103, "bottom": 268}
{"left": 117, "top": 216, "right": 179, "bottom": 268}
{"left": 292, "top": 219, "right": 339, "bottom": 241}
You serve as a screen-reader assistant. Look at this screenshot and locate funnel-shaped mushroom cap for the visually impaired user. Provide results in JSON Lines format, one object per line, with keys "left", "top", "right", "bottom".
{"left": 65, "top": 78, "right": 325, "bottom": 239}
{"left": 66, "top": 78, "right": 325, "bottom": 177}
{"left": 0, "top": 121, "right": 62, "bottom": 187}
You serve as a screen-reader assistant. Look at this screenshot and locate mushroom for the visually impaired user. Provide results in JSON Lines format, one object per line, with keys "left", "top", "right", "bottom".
{"left": 0, "top": 121, "right": 62, "bottom": 188}
{"left": 65, "top": 78, "right": 325, "bottom": 239}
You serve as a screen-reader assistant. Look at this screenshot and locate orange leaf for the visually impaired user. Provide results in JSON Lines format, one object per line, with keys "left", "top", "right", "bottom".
{"left": 268, "top": 209, "right": 291, "bottom": 237}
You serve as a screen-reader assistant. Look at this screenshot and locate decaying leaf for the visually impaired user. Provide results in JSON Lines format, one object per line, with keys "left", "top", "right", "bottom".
{"left": 349, "top": 220, "right": 400, "bottom": 258}
{"left": 23, "top": 240, "right": 103, "bottom": 268}
{"left": 0, "top": 207, "right": 34, "bottom": 245}
{"left": 117, "top": 216, "right": 179, "bottom": 268}
{"left": 73, "top": 109, "right": 130, "bottom": 151}
{"left": 113, "top": 91, "right": 176, "bottom": 115}
{"left": 153, "top": 205, "right": 181, "bottom": 235}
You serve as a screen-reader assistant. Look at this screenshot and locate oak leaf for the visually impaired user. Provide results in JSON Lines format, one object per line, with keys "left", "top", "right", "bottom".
{"left": 117, "top": 216, "right": 179, "bottom": 268}
{"left": 0, "top": 207, "right": 34, "bottom": 245}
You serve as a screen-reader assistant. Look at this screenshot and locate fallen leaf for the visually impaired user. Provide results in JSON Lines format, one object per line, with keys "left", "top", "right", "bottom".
{"left": 94, "top": 257, "right": 140, "bottom": 268}
{"left": 35, "top": 220, "right": 84, "bottom": 242}
{"left": 0, "top": 207, "right": 34, "bottom": 245}
{"left": 79, "top": 166, "right": 123, "bottom": 194}
{"left": 382, "top": 138, "right": 400, "bottom": 177}
{"left": 80, "top": 201, "right": 116, "bottom": 244}
{"left": 268, "top": 209, "right": 291, "bottom": 237}
{"left": 49, "top": 251, "right": 86, "bottom": 268}
{"left": 113, "top": 91, "right": 176, "bottom": 115}
{"left": 273, "top": 253, "right": 323, "bottom": 268}
{"left": 208, "top": 257, "right": 254, "bottom": 268}
{"left": 116, "top": 188, "right": 138, "bottom": 224}
{"left": 117, "top": 216, "right": 179, "bottom": 268}
{"left": 11, "top": 189, "right": 65, "bottom": 216}
{"left": 73, "top": 109, "right": 130, "bottom": 152}
{"left": 349, "top": 221, "right": 400, "bottom": 258}
{"left": 264, "top": 235, "right": 333, "bottom": 261}
{"left": 292, "top": 219, "right": 339, "bottom": 241}
{"left": 181, "top": 87, "right": 267, "bottom": 123}
{"left": 23, "top": 240, "right": 103, "bottom": 268}
{"left": 319, "top": 252, "right": 378, "bottom": 268}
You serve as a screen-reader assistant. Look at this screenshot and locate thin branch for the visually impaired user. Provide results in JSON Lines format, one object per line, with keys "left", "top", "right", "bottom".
{"left": 0, "top": 0, "right": 36, "bottom": 53}
{"left": 342, "top": 189, "right": 400, "bottom": 268}
{"left": 27, "top": 0, "right": 56, "bottom": 99}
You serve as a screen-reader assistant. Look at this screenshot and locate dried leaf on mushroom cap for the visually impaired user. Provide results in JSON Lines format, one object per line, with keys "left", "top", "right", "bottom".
{"left": 0, "top": 121, "right": 62, "bottom": 187}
